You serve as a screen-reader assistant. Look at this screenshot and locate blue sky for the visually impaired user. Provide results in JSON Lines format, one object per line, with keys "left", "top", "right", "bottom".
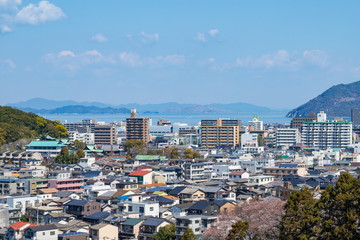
{"left": 1, "top": 0, "right": 360, "bottom": 108}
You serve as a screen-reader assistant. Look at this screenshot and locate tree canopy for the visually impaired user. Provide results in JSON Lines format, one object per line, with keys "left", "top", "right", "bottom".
{"left": 0, "top": 106, "right": 68, "bottom": 146}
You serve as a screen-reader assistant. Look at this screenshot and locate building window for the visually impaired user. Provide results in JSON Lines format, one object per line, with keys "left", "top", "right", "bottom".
{"left": 50, "top": 231, "right": 55, "bottom": 235}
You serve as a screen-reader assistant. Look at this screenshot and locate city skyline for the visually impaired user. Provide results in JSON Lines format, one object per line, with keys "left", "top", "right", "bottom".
{"left": 1, "top": 1, "right": 360, "bottom": 108}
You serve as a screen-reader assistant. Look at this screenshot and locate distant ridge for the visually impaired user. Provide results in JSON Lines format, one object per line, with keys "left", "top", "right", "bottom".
{"left": 7, "top": 98, "right": 283, "bottom": 114}
{"left": 287, "top": 80, "right": 360, "bottom": 117}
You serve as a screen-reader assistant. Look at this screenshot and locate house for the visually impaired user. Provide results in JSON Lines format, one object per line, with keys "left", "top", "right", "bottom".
{"left": 82, "top": 211, "right": 110, "bottom": 224}
{"left": 89, "top": 223, "right": 118, "bottom": 240}
{"left": 23, "top": 224, "right": 60, "bottom": 240}
{"left": 128, "top": 171, "right": 153, "bottom": 185}
{"left": 58, "top": 232, "right": 88, "bottom": 240}
{"left": 139, "top": 217, "right": 172, "bottom": 240}
{"left": 5, "top": 222, "right": 35, "bottom": 240}
{"left": 229, "top": 171, "right": 250, "bottom": 180}
{"left": 178, "top": 188, "right": 206, "bottom": 203}
{"left": 187, "top": 200, "right": 235, "bottom": 216}
{"left": 43, "top": 212, "right": 75, "bottom": 224}
{"left": 120, "top": 218, "right": 144, "bottom": 239}
{"left": 175, "top": 215, "right": 217, "bottom": 239}
{"left": 64, "top": 200, "right": 101, "bottom": 218}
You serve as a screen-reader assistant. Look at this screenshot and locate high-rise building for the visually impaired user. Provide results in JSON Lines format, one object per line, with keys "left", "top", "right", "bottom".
{"left": 94, "top": 125, "right": 117, "bottom": 145}
{"left": 126, "top": 109, "right": 150, "bottom": 143}
{"left": 248, "top": 117, "right": 263, "bottom": 131}
{"left": 201, "top": 119, "right": 241, "bottom": 148}
{"left": 290, "top": 113, "right": 316, "bottom": 129}
{"left": 351, "top": 109, "right": 360, "bottom": 126}
{"left": 301, "top": 111, "right": 352, "bottom": 149}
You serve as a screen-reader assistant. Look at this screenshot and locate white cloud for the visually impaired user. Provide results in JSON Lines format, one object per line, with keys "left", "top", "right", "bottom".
{"left": 208, "top": 29, "right": 219, "bottom": 37}
{"left": 139, "top": 31, "right": 159, "bottom": 43}
{"left": 0, "top": 59, "right": 15, "bottom": 72}
{"left": 119, "top": 52, "right": 185, "bottom": 68}
{"left": 119, "top": 52, "right": 142, "bottom": 67}
{"left": 91, "top": 33, "right": 108, "bottom": 43}
{"left": 16, "top": 1, "right": 66, "bottom": 25}
{"left": 58, "top": 50, "right": 75, "bottom": 57}
{"left": 303, "top": 50, "right": 330, "bottom": 67}
{"left": 0, "top": 25, "right": 12, "bottom": 33}
{"left": 126, "top": 31, "right": 160, "bottom": 44}
{"left": 0, "top": 0, "right": 22, "bottom": 10}
{"left": 194, "top": 32, "right": 206, "bottom": 42}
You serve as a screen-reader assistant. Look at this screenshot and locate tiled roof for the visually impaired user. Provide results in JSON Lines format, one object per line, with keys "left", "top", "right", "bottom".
{"left": 39, "top": 188, "right": 58, "bottom": 194}
{"left": 7, "top": 222, "right": 34, "bottom": 230}
{"left": 122, "top": 218, "right": 143, "bottom": 226}
{"left": 129, "top": 170, "right": 152, "bottom": 176}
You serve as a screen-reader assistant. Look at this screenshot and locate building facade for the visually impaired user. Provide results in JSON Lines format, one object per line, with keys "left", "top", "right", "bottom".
{"left": 201, "top": 119, "right": 241, "bottom": 149}
{"left": 301, "top": 112, "right": 352, "bottom": 149}
{"left": 126, "top": 109, "right": 150, "bottom": 143}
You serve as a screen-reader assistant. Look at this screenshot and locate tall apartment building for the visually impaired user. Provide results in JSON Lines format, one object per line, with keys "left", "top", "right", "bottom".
{"left": 290, "top": 113, "right": 316, "bottom": 129}
{"left": 248, "top": 117, "right": 263, "bottom": 131}
{"left": 64, "top": 119, "right": 98, "bottom": 133}
{"left": 276, "top": 128, "right": 301, "bottom": 148}
{"left": 94, "top": 125, "right": 117, "bottom": 145}
{"left": 126, "top": 109, "right": 150, "bottom": 143}
{"left": 301, "top": 111, "right": 352, "bottom": 149}
{"left": 201, "top": 119, "right": 241, "bottom": 149}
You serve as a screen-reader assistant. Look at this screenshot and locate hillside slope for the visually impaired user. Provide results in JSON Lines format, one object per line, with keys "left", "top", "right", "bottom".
{"left": 0, "top": 106, "right": 68, "bottom": 146}
{"left": 287, "top": 81, "right": 360, "bottom": 117}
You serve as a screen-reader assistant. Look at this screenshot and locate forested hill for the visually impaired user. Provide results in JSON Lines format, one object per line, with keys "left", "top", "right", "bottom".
{"left": 0, "top": 106, "right": 68, "bottom": 146}
{"left": 287, "top": 80, "right": 360, "bottom": 117}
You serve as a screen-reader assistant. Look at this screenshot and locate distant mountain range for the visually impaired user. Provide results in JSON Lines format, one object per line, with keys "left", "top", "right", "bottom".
{"left": 5, "top": 98, "right": 282, "bottom": 114}
{"left": 287, "top": 80, "right": 360, "bottom": 117}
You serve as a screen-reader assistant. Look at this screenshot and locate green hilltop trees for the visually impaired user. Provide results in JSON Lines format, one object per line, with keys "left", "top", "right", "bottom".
{"left": 280, "top": 172, "right": 360, "bottom": 240}
{"left": 0, "top": 106, "right": 68, "bottom": 146}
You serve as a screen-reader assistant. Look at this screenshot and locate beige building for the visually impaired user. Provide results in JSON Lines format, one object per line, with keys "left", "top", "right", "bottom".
{"left": 90, "top": 223, "right": 118, "bottom": 240}
{"left": 126, "top": 109, "right": 150, "bottom": 143}
{"left": 263, "top": 163, "right": 308, "bottom": 179}
{"left": 94, "top": 125, "right": 117, "bottom": 145}
{"left": 201, "top": 119, "right": 241, "bottom": 148}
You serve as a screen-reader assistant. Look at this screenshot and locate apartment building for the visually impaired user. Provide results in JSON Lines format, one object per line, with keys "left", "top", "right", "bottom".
{"left": 126, "top": 109, "right": 150, "bottom": 143}
{"left": 301, "top": 111, "right": 352, "bottom": 149}
{"left": 64, "top": 119, "right": 97, "bottom": 133}
{"left": 276, "top": 128, "right": 301, "bottom": 148}
{"left": 263, "top": 163, "right": 308, "bottom": 179}
{"left": 94, "top": 125, "right": 117, "bottom": 145}
{"left": 290, "top": 113, "right": 316, "bottom": 129}
{"left": 201, "top": 119, "right": 241, "bottom": 149}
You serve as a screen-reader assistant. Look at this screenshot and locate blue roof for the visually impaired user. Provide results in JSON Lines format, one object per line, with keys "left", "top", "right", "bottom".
{"left": 168, "top": 186, "right": 186, "bottom": 195}
{"left": 64, "top": 200, "right": 89, "bottom": 206}
{"left": 59, "top": 232, "right": 87, "bottom": 237}
{"left": 117, "top": 195, "right": 131, "bottom": 200}
{"left": 26, "top": 141, "right": 66, "bottom": 147}
{"left": 147, "top": 186, "right": 173, "bottom": 193}
{"left": 84, "top": 211, "right": 110, "bottom": 220}
{"left": 142, "top": 217, "right": 166, "bottom": 227}
{"left": 280, "top": 163, "right": 299, "bottom": 168}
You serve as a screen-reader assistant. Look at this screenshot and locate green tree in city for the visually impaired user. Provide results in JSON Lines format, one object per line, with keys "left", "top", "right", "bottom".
{"left": 180, "top": 228, "right": 196, "bottom": 240}
{"left": 76, "top": 149, "right": 85, "bottom": 158}
{"left": 73, "top": 139, "right": 86, "bottom": 150}
{"left": 153, "top": 224, "right": 176, "bottom": 240}
{"left": 318, "top": 172, "right": 360, "bottom": 240}
{"left": 123, "top": 139, "right": 147, "bottom": 158}
{"left": 279, "top": 187, "right": 321, "bottom": 240}
{"left": 226, "top": 220, "right": 249, "bottom": 240}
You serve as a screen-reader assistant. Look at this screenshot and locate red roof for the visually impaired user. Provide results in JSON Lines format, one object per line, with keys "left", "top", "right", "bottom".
{"left": 129, "top": 170, "right": 152, "bottom": 176}
{"left": 229, "top": 172, "right": 246, "bottom": 175}
{"left": 8, "top": 222, "right": 36, "bottom": 230}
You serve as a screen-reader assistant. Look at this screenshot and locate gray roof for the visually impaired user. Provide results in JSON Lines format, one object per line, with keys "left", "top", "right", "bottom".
{"left": 28, "top": 224, "right": 58, "bottom": 232}
{"left": 141, "top": 217, "right": 167, "bottom": 227}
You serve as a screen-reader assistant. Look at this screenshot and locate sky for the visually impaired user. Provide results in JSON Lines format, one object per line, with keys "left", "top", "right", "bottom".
{"left": 1, "top": 0, "right": 360, "bottom": 109}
